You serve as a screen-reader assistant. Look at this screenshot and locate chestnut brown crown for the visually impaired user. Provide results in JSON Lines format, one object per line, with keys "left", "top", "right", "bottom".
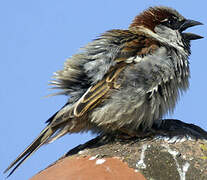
{"left": 129, "top": 6, "right": 203, "bottom": 41}
{"left": 129, "top": 6, "right": 184, "bottom": 32}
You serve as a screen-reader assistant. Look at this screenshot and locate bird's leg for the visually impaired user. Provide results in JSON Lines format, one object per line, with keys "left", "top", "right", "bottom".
{"left": 117, "top": 127, "right": 156, "bottom": 139}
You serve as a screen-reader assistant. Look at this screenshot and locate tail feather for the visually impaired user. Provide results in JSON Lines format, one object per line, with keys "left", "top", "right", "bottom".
{"left": 4, "top": 103, "right": 72, "bottom": 177}
{"left": 46, "top": 128, "right": 68, "bottom": 144}
{"left": 4, "top": 126, "right": 54, "bottom": 177}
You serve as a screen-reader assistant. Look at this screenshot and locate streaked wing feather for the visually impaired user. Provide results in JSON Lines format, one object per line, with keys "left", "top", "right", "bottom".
{"left": 71, "top": 37, "right": 160, "bottom": 119}
{"left": 74, "top": 62, "right": 127, "bottom": 117}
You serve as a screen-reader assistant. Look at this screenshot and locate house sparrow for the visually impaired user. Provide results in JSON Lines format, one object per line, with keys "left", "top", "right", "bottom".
{"left": 5, "top": 6, "right": 203, "bottom": 176}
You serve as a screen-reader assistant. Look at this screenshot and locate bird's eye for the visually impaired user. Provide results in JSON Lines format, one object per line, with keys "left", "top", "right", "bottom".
{"left": 161, "top": 17, "right": 178, "bottom": 29}
{"left": 167, "top": 18, "right": 176, "bottom": 25}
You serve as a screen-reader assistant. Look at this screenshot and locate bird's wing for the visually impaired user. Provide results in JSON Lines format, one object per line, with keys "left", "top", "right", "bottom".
{"left": 49, "top": 31, "right": 160, "bottom": 130}
{"left": 48, "top": 61, "right": 127, "bottom": 128}
{"left": 48, "top": 30, "right": 158, "bottom": 97}
{"left": 72, "top": 31, "right": 160, "bottom": 118}
{"left": 73, "top": 62, "right": 126, "bottom": 116}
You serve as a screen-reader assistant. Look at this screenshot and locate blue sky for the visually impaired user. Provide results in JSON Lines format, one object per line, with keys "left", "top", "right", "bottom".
{"left": 1, "top": 1, "right": 206, "bottom": 179}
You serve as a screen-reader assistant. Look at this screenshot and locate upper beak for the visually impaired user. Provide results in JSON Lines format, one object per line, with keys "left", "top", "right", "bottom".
{"left": 180, "top": 19, "right": 204, "bottom": 40}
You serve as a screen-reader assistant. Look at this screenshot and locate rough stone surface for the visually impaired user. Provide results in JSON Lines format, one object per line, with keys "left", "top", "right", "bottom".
{"left": 31, "top": 120, "right": 207, "bottom": 180}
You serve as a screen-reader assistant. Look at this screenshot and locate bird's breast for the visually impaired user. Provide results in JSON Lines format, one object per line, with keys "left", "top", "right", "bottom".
{"left": 120, "top": 46, "right": 190, "bottom": 116}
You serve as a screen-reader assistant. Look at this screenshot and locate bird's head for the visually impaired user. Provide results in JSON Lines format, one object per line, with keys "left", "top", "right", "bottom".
{"left": 129, "top": 6, "right": 203, "bottom": 53}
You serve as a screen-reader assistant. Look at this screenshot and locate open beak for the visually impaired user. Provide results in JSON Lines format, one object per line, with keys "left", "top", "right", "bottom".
{"left": 180, "top": 19, "right": 204, "bottom": 40}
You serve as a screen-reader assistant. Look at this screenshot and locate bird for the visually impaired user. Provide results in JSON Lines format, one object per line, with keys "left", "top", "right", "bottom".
{"left": 5, "top": 6, "right": 203, "bottom": 177}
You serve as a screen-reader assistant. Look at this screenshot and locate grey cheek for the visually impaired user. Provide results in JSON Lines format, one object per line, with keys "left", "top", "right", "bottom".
{"left": 154, "top": 25, "right": 184, "bottom": 46}
{"left": 154, "top": 25, "right": 175, "bottom": 40}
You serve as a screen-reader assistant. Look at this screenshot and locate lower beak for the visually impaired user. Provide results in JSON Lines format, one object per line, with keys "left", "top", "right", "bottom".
{"left": 182, "top": 32, "right": 203, "bottom": 40}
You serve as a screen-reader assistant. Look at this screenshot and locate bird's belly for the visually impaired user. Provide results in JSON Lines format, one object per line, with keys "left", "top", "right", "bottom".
{"left": 89, "top": 72, "right": 189, "bottom": 134}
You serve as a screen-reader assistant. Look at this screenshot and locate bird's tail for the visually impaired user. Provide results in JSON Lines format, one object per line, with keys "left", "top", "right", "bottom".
{"left": 4, "top": 125, "right": 54, "bottom": 177}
